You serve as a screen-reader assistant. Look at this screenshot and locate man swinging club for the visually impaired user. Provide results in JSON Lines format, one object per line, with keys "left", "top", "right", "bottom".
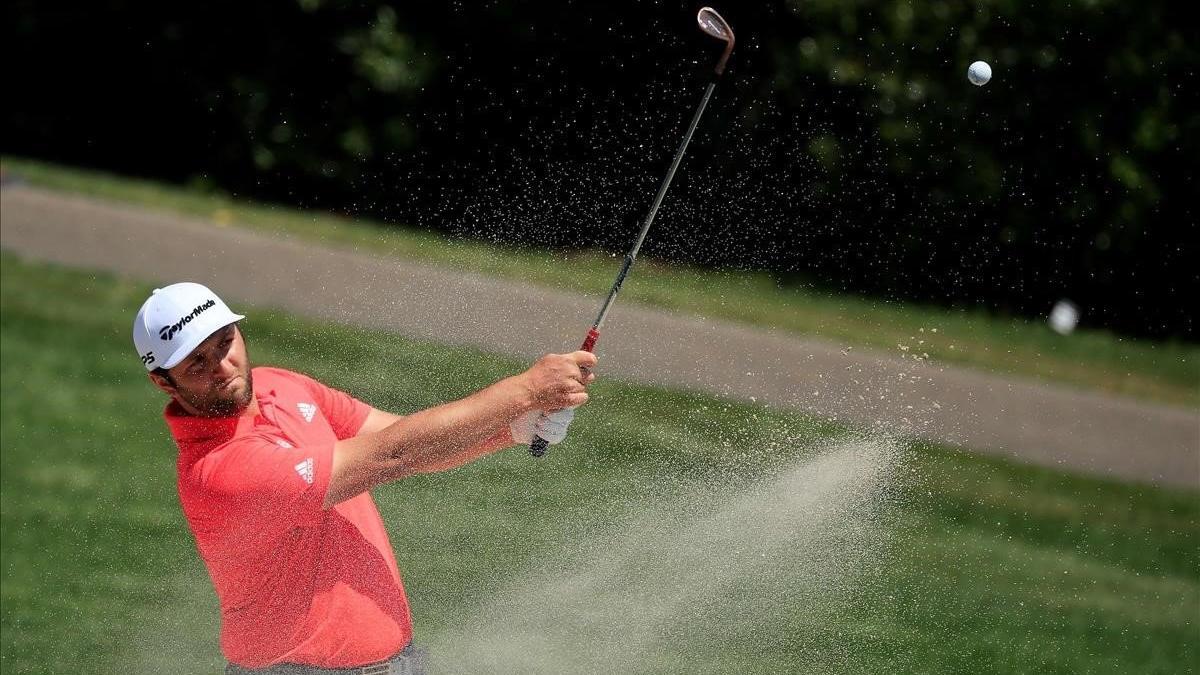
{"left": 133, "top": 282, "right": 590, "bottom": 674}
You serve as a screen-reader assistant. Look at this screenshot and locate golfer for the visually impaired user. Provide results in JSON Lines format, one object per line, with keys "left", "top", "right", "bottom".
{"left": 133, "top": 282, "right": 593, "bottom": 674}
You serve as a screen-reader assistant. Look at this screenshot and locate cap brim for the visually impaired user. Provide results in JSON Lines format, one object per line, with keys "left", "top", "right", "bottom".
{"left": 159, "top": 314, "right": 245, "bottom": 370}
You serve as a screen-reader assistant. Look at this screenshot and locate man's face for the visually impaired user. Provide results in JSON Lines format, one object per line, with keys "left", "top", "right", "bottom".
{"left": 151, "top": 324, "right": 254, "bottom": 417}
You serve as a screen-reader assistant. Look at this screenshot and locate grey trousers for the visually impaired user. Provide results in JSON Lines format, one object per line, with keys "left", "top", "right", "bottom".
{"left": 225, "top": 645, "right": 427, "bottom": 675}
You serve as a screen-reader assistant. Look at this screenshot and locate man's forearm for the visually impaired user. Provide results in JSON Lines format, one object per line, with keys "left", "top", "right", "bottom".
{"left": 325, "top": 351, "right": 593, "bottom": 507}
{"left": 416, "top": 427, "right": 516, "bottom": 474}
{"left": 374, "top": 376, "right": 530, "bottom": 478}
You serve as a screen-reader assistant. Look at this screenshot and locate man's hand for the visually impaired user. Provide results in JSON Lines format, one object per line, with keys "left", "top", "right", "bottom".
{"left": 518, "top": 351, "right": 597, "bottom": 411}
{"left": 510, "top": 407, "right": 576, "bottom": 445}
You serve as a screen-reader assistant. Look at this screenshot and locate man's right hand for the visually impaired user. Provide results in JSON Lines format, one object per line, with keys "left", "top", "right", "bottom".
{"left": 519, "top": 351, "right": 597, "bottom": 411}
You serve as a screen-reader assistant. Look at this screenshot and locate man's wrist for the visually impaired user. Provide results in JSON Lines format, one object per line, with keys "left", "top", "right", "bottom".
{"left": 503, "top": 374, "right": 537, "bottom": 414}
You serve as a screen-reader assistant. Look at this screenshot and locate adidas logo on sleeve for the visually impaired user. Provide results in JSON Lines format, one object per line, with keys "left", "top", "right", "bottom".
{"left": 294, "top": 458, "right": 314, "bottom": 485}
{"left": 297, "top": 402, "right": 317, "bottom": 423}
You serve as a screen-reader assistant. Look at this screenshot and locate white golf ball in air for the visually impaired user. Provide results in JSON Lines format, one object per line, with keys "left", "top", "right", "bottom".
{"left": 967, "top": 60, "right": 992, "bottom": 86}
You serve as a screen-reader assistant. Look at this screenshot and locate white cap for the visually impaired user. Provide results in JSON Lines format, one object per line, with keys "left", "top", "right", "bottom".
{"left": 132, "top": 282, "right": 245, "bottom": 371}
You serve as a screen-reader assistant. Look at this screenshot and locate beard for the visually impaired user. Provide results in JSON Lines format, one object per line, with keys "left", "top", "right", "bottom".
{"left": 182, "top": 367, "right": 255, "bottom": 417}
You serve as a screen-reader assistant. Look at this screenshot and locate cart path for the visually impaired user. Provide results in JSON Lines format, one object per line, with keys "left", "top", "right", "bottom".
{"left": 3, "top": 185, "right": 1197, "bottom": 487}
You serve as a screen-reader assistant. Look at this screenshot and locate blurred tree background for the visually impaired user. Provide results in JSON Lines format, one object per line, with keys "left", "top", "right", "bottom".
{"left": 5, "top": 0, "right": 1195, "bottom": 339}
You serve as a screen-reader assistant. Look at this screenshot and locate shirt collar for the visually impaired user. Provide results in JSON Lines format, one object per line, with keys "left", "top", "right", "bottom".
{"left": 164, "top": 386, "right": 278, "bottom": 446}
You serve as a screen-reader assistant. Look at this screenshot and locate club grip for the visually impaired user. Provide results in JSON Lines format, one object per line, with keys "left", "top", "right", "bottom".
{"left": 529, "top": 328, "right": 600, "bottom": 458}
{"left": 580, "top": 327, "right": 600, "bottom": 352}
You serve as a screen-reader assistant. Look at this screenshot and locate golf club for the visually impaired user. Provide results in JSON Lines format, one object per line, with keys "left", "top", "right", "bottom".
{"left": 530, "top": 7, "right": 735, "bottom": 457}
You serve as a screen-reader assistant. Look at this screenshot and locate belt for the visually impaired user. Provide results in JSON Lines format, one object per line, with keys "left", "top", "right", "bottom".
{"left": 226, "top": 645, "right": 426, "bottom": 675}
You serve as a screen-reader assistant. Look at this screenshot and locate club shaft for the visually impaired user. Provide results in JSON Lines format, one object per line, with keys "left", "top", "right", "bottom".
{"left": 593, "top": 80, "right": 718, "bottom": 331}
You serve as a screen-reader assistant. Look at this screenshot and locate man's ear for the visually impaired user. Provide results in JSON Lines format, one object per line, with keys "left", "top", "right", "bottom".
{"left": 148, "top": 371, "right": 178, "bottom": 397}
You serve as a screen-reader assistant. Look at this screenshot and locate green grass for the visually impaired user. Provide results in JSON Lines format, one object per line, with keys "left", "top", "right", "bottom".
{"left": 2, "top": 253, "right": 1197, "bottom": 673}
{"left": 4, "top": 155, "right": 1198, "bottom": 407}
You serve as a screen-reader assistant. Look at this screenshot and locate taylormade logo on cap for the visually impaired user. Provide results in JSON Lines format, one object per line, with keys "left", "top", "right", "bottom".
{"left": 158, "top": 299, "right": 218, "bottom": 341}
{"left": 132, "top": 282, "right": 245, "bottom": 372}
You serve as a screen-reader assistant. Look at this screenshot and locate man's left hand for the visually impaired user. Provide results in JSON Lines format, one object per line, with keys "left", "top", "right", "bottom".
{"left": 510, "top": 407, "right": 576, "bottom": 446}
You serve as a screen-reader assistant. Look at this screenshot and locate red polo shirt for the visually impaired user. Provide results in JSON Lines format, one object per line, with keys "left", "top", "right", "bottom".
{"left": 168, "top": 367, "right": 412, "bottom": 668}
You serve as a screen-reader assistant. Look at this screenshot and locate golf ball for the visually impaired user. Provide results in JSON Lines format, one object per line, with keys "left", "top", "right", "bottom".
{"left": 1048, "top": 300, "right": 1080, "bottom": 335}
{"left": 967, "top": 61, "right": 992, "bottom": 86}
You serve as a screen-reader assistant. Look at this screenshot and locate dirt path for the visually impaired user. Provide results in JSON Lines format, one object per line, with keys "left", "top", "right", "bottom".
{"left": 3, "top": 185, "right": 1196, "bottom": 487}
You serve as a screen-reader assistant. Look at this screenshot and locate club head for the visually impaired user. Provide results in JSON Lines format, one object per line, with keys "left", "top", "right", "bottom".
{"left": 696, "top": 7, "right": 735, "bottom": 76}
{"left": 696, "top": 7, "right": 733, "bottom": 43}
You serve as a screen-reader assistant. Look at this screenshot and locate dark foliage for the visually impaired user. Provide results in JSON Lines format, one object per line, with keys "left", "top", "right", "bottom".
{"left": 5, "top": 0, "right": 1195, "bottom": 337}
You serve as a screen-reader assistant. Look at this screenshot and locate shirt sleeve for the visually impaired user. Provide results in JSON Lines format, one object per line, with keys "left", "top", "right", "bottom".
{"left": 187, "top": 433, "right": 334, "bottom": 544}
{"left": 293, "top": 372, "right": 373, "bottom": 439}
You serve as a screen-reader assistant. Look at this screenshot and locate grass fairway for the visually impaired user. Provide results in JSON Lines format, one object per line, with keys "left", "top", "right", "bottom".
{"left": 1, "top": 253, "right": 1197, "bottom": 674}
{"left": 4, "top": 156, "right": 1198, "bottom": 407}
